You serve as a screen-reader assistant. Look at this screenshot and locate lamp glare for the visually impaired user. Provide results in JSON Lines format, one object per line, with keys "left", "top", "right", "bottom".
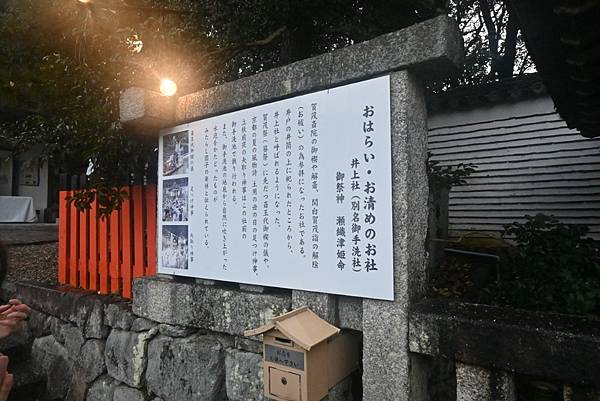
{"left": 160, "top": 79, "right": 178, "bottom": 97}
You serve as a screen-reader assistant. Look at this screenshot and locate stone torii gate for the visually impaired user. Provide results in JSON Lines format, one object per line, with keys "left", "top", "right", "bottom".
{"left": 120, "top": 15, "right": 462, "bottom": 401}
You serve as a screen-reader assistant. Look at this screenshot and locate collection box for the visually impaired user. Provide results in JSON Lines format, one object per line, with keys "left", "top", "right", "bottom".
{"left": 245, "top": 306, "right": 359, "bottom": 401}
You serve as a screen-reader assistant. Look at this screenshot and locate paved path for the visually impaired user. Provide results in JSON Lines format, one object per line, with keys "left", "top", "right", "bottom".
{"left": 0, "top": 224, "right": 58, "bottom": 245}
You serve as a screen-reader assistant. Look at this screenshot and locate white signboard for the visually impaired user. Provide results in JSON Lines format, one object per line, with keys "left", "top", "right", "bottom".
{"left": 158, "top": 76, "right": 394, "bottom": 300}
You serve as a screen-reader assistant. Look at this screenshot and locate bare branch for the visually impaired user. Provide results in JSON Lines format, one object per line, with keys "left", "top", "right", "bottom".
{"left": 0, "top": 103, "right": 51, "bottom": 119}
{"left": 88, "top": 1, "right": 192, "bottom": 16}
{"left": 495, "top": 5, "right": 506, "bottom": 37}
{"left": 465, "top": 22, "right": 485, "bottom": 52}
{"left": 499, "top": 12, "right": 519, "bottom": 78}
{"left": 202, "top": 26, "right": 287, "bottom": 59}
{"left": 518, "top": 54, "right": 533, "bottom": 75}
{"left": 478, "top": 0, "right": 499, "bottom": 77}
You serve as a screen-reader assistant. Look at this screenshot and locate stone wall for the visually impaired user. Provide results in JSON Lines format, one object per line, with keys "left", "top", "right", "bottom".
{"left": 8, "top": 280, "right": 600, "bottom": 401}
{"left": 1, "top": 281, "right": 260, "bottom": 401}
{"left": 409, "top": 298, "right": 600, "bottom": 401}
{"left": 2, "top": 280, "right": 358, "bottom": 401}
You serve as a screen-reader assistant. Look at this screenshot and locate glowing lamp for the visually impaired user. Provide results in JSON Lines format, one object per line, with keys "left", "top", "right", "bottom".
{"left": 160, "top": 79, "right": 178, "bottom": 97}
{"left": 78, "top": 0, "right": 92, "bottom": 3}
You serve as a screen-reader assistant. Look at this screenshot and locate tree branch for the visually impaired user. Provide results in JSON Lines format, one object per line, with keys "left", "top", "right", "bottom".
{"left": 202, "top": 26, "right": 287, "bottom": 60}
{"left": 0, "top": 103, "right": 52, "bottom": 120}
{"left": 465, "top": 22, "right": 485, "bottom": 52}
{"left": 495, "top": 5, "right": 506, "bottom": 39}
{"left": 80, "top": 1, "right": 192, "bottom": 16}
{"left": 111, "top": 5, "right": 191, "bottom": 16}
{"left": 518, "top": 54, "right": 532, "bottom": 75}
{"left": 478, "top": 0, "right": 499, "bottom": 76}
{"left": 498, "top": 11, "right": 519, "bottom": 78}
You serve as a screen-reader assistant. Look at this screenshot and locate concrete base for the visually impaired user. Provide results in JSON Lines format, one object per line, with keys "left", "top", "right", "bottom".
{"left": 456, "top": 363, "right": 515, "bottom": 401}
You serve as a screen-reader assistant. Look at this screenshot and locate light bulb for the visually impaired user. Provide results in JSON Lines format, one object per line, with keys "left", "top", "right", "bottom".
{"left": 160, "top": 79, "right": 178, "bottom": 97}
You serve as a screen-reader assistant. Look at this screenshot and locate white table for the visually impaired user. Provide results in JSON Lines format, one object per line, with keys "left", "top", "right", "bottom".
{"left": 0, "top": 196, "right": 37, "bottom": 223}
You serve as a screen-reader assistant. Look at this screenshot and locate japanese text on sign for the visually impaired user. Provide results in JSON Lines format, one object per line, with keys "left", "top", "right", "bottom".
{"left": 157, "top": 76, "right": 393, "bottom": 300}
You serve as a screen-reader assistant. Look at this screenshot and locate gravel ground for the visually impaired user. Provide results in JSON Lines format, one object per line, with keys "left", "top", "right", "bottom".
{"left": 6, "top": 242, "right": 58, "bottom": 285}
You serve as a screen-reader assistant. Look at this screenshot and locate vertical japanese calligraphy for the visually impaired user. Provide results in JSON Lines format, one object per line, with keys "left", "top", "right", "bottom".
{"left": 158, "top": 76, "right": 393, "bottom": 300}
{"left": 310, "top": 103, "right": 320, "bottom": 269}
{"left": 262, "top": 114, "right": 270, "bottom": 268}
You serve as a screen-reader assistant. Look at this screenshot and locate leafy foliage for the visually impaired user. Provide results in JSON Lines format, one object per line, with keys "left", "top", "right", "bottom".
{"left": 67, "top": 185, "right": 130, "bottom": 219}
{"left": 180, "top": 0, "right": 448, "bottom": 77}
{"left": 432, "top": 255, "right": 475, "bottom": 298}
{"left": 435, "top": 0, "right": 533, "bottom": 91}
{"left": 0, "top": 1, "right": 166, "bottom": 179}
{"left": 427, "top": 154, "right": 477, "bottom": 189}
{"left": 0, "top": 0, "right": 528, "bottom": 215}
{"left": 482, "top": 214, "right": 600, "bottom": 316}
{"left": 0, "top": 0, "right": 448, "bottom": 190}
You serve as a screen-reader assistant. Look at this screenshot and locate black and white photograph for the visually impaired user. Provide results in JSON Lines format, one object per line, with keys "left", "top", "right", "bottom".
{"left": 162, "top": 225, "right": 188, "bottom": 269}
{"left": 162, "top": 177, "right": 188, "bottom": 222}
{"left": 162, "top": 130, "right": 189, "bottom": 176}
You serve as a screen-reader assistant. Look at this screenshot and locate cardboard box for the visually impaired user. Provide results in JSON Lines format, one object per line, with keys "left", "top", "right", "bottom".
{"left": 245, "top": 306, "right": 359, "bottom": 401}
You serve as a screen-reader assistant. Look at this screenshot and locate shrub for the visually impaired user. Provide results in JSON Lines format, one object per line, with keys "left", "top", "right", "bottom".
{"left": 427, "top": 155, "right": 477, "bottom": 190}
{"left": 481, "top": 214, "right": 600, "bottom": 316}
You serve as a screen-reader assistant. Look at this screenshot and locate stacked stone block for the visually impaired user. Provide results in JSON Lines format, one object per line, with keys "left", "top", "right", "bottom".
{"left": 0, "top": 282, "right": 262, "bottom": 400}
{"left": 3, "top": 280, "right": 362, "bottom": 401}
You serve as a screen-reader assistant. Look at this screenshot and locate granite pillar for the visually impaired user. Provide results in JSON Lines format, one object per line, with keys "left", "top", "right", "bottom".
{"left": 361, "top": 69, "right": 430, "bottom": 401}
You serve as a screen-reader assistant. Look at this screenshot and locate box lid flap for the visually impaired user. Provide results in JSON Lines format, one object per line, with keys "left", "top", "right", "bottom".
{"left": 244, "top": 306, "right": 340, "bottom": 350}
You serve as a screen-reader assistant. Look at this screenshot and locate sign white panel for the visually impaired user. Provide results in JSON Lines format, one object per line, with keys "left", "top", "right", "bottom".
{"left": 158, "top": 76, "right": 393, "bottom": 300}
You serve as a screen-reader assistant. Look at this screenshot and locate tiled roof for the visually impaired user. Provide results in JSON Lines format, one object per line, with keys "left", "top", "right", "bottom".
{"left": 427, "top": 74, "right": 546, "bottom": 113}
{"left": 509, "top": 0, "right": 600, "bottom": 138}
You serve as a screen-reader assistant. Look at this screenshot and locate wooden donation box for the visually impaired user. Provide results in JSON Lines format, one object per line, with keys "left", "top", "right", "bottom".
{"left": 245, "top": 306, "right": 359, "bottom": 401}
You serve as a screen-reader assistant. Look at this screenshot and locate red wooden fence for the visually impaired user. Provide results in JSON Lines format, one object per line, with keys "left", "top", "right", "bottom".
{"left": 58, "top": 184, "right": 157, "bottom": 299}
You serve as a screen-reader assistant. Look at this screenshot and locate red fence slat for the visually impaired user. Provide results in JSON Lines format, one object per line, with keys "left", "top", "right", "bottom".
{"left": 145, "top": 184, "right": 157, "bottom": 276}
{"left": 132, "top": 186, "right": 145, "bottom": 279}
{"left": 58, "top": 190, "right": 69, "bottom": 284}
{"left": 79, "top": 207, "right": 88, "bottom": 289}
{"left": 69, "top": 191, "right": 79, "bottom": 287}
{"left": 89, "top": 199, "right": 98, "bottom": 291}
{"left": 110, "top": 208, "right": 120, "bottom": 294}
{"left": 98, "top": 212, "right": 109, "bottom": 295}
{"left": 121, "top": 188, "right": 133, "bottom": 299}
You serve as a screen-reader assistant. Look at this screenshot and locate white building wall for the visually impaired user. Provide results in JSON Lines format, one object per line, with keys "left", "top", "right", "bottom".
{"left": 16, "top": 146, "right": 49, "bottom": 214}
{"left": 428, "top": 96, "right": 600, "bottom": 238}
